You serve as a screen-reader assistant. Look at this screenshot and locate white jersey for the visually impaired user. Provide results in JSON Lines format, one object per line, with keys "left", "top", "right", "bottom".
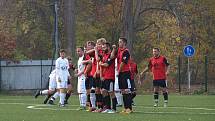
{"left": 55, "top": 57, "right": 70, "bottom": 82}
{"left": 114, "top": 58, "right": 120, "bottom": 91}
{"left": 77, "top": 55, "right": 86, "bottom": 93}
{"left": 49, "top": 69, "right": 57, "bottom": 91}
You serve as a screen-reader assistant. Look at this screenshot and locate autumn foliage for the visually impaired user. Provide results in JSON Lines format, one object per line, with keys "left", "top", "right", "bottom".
{"left": 0, "top": 32, "right": 16, "bottom": 60}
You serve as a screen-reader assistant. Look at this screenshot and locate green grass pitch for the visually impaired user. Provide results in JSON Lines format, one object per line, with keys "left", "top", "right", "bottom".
{"left": 0, "top": 94, "right": 215, "bottom": 121}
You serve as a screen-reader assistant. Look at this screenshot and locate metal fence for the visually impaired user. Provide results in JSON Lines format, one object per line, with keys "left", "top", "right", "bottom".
{"left": 0, "top": 60, "right": 55, "bottom": 91}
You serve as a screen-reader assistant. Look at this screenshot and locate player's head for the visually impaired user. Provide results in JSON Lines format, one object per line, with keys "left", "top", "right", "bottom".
{"left": 102, "top": 42, "right": 111, "bottom": 53}
{"left": 59, "top": 49, "right": 66, "bottom": 58}
{"left": 118, "top": 37, "right": 127, "bottom": 48}
{"left": 76, "top": 46, "right": 84, "bottom": 57}
{"left": 96, "top": 38, "right": 106, "bottom": 50}
{"left": 153, "top": 47, "right": 160, "bottom": 57}
{"left": 86, "top": 41, "right": 95, "bottom": 51}
{"left": 67, "top": 56, "right": 72, "bottom": 63}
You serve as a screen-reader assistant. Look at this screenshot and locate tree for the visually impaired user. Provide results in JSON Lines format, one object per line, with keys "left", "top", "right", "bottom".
{"left": 63, "top": 0, "right": 76, "bottom": 56}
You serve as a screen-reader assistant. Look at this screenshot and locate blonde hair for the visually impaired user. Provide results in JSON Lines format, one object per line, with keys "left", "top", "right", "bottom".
{"left": 96, "top": 38, "right": 106, "bottom": 44}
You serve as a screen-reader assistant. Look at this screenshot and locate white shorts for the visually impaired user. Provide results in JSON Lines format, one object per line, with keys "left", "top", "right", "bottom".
{"left": 114, "top": 77, "right": 120, "bottom": 91}
{"left": 57, "top": 81, "right": 68, "bottom": 89}
{"left": 77, "top": 76, "right": 86, "bottom": 93}
{"left": 49, "top": 77, "right": 57, "bottom": 91}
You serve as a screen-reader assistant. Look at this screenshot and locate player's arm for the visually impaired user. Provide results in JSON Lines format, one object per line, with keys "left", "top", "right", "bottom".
{"left": 76, "top": 70, "right": 84, "bottom": 77}
{"left": 86, "top": 49, "right": 95, "bottom": 54}
{"left": 55, "top": 59, "right": 61, "bottom": 81}
{"left": 99, "top": 57, "right": 114, "bottom": 67}
{"left": 94, "top": 46, "right": 100, "bottom": 62}
{"left": 110, "top": 45, "right": 117, "bottom": 59}
{"left": 82, "top": 59, "right": 92, "bottom": 65}
{"left": 140, "top": 60, "right": 151, "bottom": 76}
{"left": 164, "top": 57, "right": 170, "bottom": 76}
{"left": 67, "top": 60, "right": 71, "bottom": 79}
{"left": 119, "top": 50, "right": 130, "bottom": 72}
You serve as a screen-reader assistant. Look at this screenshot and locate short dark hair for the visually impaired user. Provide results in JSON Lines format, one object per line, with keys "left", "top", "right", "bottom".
{"left": 60, "top": 49, "right": 66, "bottom": 53}
{"left": 104, "top": 42, "right": 111, "bottom": 48}
{"left": 77, "top": 46, "right": 84, "bottom": 51}
{"left": 119, "top": 37, "right": 127, "bottom": 45}
{"left": 87, "top": 41, "right": 96, "bottom": 47}
{"left": 67, "top": 56, "right": 72, "bottom": 61}
{"left": 153, "top": 47, "right": 160, "bottom": 52}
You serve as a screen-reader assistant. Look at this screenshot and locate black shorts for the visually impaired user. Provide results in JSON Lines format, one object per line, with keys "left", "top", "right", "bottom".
{"left": 94, "top": 77, "right": 102, "bottom": 88}
{"left": 67, "top": 80, "right": 71, "bottom": 85}
{"left": 153, "top": 79, "right": 167, "bottom": 88}
{"left": 102, "top": 79, "right": 114, "bottom": 92}
{"left": 118, "top": 71, "right": 132, "bottom": 89}
{"left": 85, "top": 76, "right": 94, "bottom": 90}
{"left": 130, "top": 79, "right": 136, "bottom": 92}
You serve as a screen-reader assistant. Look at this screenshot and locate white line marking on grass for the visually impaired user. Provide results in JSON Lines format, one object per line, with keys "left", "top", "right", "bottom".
{"left": 134, "top": 111, "right": 215, "bottom": 115}
{"left": 1, "top": 102, "right": 215, "bottom": 115}
{"left": 137, "top": 106, "right": 215, "bottom": 111}
{"left": 0, "top": 99, "right": 35, "bottom": 101}
{"left": 26, "top": 105, "right": 77, "bottom": 111}
{"left": 25, "top": 105, "right": 215, "bottom": 115}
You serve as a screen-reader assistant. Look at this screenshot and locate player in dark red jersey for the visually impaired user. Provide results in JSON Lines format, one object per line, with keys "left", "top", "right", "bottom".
{"left": 82, "top": 41, "right": 95, "bottom": 111}
{"left": 99, "top": 42, "right": 117, "bottom": 113}
{"left": 141, "top": 47, "right": 170, "bottom": 107}
{"left": 64, "top": 56, "right": 75, "bottom": 104}
{"left": 129, "top": 58, "right": 138, "bottom": 106}
{"left": 114, "top": 37, "right": 133, "bottom": 114}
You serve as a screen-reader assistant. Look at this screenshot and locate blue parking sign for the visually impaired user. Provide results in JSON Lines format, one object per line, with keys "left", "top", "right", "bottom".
{"left": 184, "top": 45, "right": 195, "bottom": 57}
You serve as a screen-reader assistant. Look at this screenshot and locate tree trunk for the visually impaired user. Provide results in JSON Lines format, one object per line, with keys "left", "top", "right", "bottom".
{"left": 64, "top": 0, "right": 76, "bottom": 56}
{"left": 121, "top": 0, "right": 133, "bottom": 52}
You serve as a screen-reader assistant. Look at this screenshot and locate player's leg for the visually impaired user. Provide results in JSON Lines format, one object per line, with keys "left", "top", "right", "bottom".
{"left": 57, "top": 81, "right": 68, "bottom": 107}
{"left": 162, "top": 80, "right": 168, "bottom": 107}
{"left": 153, "top": 80, "right": 159, "bottom": 107}
{"left": 114, "top": 77, "right": 123, "bottom": 107}
{"left": 77, "top": 77, "right": 87, "bottom": 110}
{"left": 34, "top": 89, "right": 48, "bottom": 98}
{"left": 48, "top": 91, "right": 59, "bottom": 105}
{"left": 59, "top": 88, "right": 67, "bottom": 107}
{"left": 108, "top": 80, "right": 117, "bottom": 113}
{"left": 95, "top": 78, "right": 103, "bottom": 111}
{"left": 65, "top": 82, "right": 72, "bottom": 104}
{"left": 43, "top": 90, "right": 55, "bottom": 104}
{"left": 44, "top": 80, "right": 57, "bottom": 104}
{"left": 115, "top": 91, "right": 123, "bottom": 107}
{"left": 118, "top": 72, "right": 133, "bottom": 114}
{"left": 101, "top": 88, "right": 110, "bottom": 113}
{"left": 85, "top": 76, "right": 91, "bottom": 108}
{"left": 130, "top": 79, "right": 136, "bottom": 106}
{"left": 89, "top": 77, "right": 96, "bottom": 111}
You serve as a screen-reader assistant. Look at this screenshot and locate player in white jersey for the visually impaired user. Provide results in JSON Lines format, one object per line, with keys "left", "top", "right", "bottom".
{"left": 55, "top": 49, "right": 70, "bottom": 107}
{"left": 114, "top": 58, "right": 123, "bottom": 107}
{"left": 75, "top": 47, "right": 87, "bottom": 110}
{"left": 34, "top": 69, "right": 57, "bottom": 104}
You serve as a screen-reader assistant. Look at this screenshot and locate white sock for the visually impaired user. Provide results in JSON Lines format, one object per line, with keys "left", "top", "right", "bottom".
{"left": 81, "top": 93, "right": 87, "bottom": 107}
{"left": 41, "top": 90, "right": 48, "bottom": 95}
{"left": 115, "top": 92, "right": 123, "bottom": 105}
{"left": 90, "top": 93, "right": 96, "bottom": 108}
{"left": 60, "top": 93, "right": 66, "bottom": 105}
{"left": 79, "top": 94, "right": 82, "bottom": 106}
{"left": 51, "top": 92, "right": 59, "bottom": 101}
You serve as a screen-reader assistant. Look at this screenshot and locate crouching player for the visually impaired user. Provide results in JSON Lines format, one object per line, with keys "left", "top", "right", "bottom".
{"left": 34, "top": 69, "right": 57, "bottom": 104}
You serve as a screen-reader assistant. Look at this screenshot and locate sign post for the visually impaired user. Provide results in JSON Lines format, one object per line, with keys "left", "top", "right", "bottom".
{"left": 183, "top": 45, "right": 195, "bottom": 90}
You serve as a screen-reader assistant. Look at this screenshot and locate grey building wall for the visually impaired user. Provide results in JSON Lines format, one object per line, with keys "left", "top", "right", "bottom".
{"left": 0, "top": 60, "right": 55, "bottom": 90}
